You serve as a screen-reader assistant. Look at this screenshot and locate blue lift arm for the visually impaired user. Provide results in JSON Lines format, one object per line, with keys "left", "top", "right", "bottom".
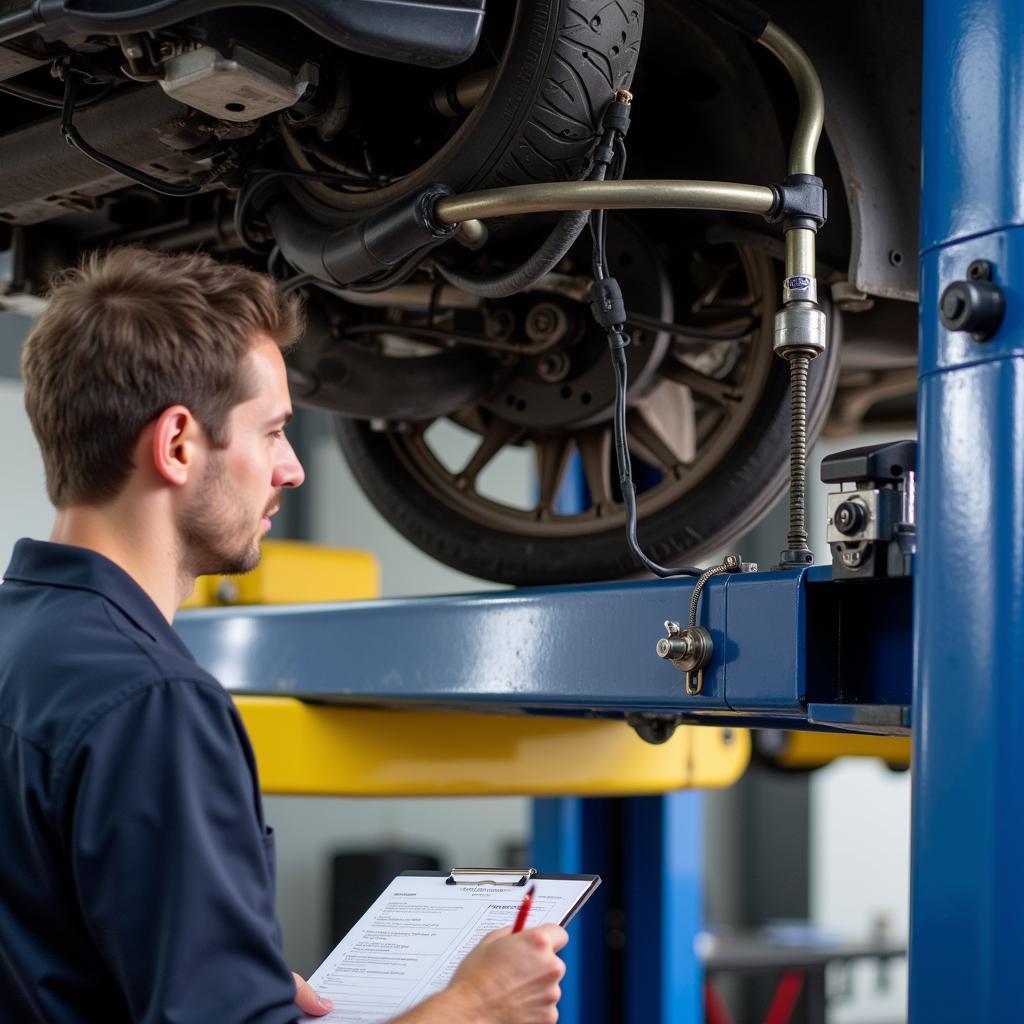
{"left": 176, "top": 566, "right": 911, "bottom": 737}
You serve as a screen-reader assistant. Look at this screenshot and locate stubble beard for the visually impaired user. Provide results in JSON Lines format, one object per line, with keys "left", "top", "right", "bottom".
{"left": 179, "top": 458, "right": 266, "bottom": 578}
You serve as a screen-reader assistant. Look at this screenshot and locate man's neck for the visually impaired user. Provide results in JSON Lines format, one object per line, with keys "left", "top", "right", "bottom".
{"left": 49, "top": 504, "right": 193, "bottom": 623}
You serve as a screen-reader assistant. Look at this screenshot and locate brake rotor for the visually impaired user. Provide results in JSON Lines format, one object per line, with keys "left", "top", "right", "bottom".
{"left": 478, "top": 217, "right": 672, "bottom": 430}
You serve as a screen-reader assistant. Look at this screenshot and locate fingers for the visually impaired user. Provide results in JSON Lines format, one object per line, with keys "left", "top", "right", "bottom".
{"left": 480, "top": 925, "right": 514, "bottom": 945}
{"left": 532, "top": 924, "right": 570, "bottom": 953}
{"left": 292, "top": 972, "right": 334, "bottom": 1016}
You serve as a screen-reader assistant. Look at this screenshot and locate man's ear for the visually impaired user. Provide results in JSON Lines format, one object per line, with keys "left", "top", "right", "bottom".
{"left": 150, "top": 405, "right": 203, "bottom": 487}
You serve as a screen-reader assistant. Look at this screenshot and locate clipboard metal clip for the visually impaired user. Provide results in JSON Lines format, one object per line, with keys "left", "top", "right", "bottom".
{"left": 447, "top": 867, "right": 538, "bottom": 887}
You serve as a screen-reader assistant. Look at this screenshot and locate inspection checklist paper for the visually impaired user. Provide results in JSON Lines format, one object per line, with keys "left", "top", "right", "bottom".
{"left": 299, "top": 872, "right": 599, "bottom": 1023}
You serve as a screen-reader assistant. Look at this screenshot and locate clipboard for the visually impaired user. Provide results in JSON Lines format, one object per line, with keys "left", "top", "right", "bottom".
{"left": 301, "top": 865, "right": 602, "bottom": 1022}
{"left": 417, "top": 866, "right": 602, "bottom": 927}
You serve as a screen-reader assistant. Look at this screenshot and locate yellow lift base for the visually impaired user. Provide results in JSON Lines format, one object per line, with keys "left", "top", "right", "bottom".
{"left": 234, "top": 696, "right": 750, "bottom": 797}
{"left": 181, "top": 540, "right": 380, "bottom": 608}
{"left": 756, "top": 729, "right": 911, "bottom": 771}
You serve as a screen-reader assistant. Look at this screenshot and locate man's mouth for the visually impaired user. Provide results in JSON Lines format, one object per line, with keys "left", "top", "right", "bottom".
{"left": 262, "top": 504, "right": 280, "bottom": 530}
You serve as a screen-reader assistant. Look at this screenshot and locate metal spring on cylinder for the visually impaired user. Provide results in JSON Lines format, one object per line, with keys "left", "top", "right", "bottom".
{"left": 787, "top": 353, "right": 810, "bottom": 551}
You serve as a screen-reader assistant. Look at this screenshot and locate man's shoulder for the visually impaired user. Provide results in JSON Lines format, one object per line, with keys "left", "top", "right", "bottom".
{"left": 0, "top": 579, "right": 229, "bottom": 757}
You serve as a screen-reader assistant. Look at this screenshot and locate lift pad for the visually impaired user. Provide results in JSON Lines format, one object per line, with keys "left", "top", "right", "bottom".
{"left": 234, "top": 696, "right": 749, "bottom": 796}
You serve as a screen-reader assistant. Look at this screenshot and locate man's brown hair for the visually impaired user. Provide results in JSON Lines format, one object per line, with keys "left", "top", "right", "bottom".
{"left": 21, "top": 247, "right": 303, "bottom": 508}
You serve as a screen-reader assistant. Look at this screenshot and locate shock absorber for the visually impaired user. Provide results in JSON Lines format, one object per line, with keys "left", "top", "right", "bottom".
{"left": 757, "top": 22, "right": 828, "bottom": 567}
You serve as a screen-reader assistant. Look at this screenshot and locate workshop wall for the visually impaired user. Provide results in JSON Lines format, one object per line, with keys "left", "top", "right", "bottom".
{"left": 0, "top": 376, "right": 52, "bottom": 549}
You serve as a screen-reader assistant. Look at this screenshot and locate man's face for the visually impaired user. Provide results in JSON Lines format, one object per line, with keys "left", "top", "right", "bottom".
{"left": 179, "top": 338, "right": 304, "bottom": 577}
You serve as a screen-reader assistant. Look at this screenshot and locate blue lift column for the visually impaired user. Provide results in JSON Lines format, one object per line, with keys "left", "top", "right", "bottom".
{"left": 911, "top": 0, "right": 1024, "bottom": 1019}
{"left": 533, "top": 463, "right": 703, "bottom": 1024}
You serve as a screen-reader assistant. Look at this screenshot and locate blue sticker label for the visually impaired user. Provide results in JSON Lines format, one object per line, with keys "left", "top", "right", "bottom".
{"left": 787, "top": 276, "right": 812, "bottom": 289}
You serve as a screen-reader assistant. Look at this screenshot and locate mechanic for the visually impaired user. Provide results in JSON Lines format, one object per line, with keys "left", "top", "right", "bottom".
{"left": 0, "top": 247, "right": 569, "bottom": 1024}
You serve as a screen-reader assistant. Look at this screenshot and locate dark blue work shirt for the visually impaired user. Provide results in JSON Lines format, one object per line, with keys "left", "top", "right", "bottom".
{"left": 0, "top": 540, "right": 299, "bottom": 1023}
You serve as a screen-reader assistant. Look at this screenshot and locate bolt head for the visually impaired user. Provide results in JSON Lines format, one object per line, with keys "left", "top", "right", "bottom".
{"left": 967, "top": 259, "right": 993, "bottom": 281}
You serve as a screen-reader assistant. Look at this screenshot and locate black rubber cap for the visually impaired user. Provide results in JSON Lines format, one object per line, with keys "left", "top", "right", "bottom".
{"left": 939, "top": 279, "right": 1005, "bottom": 341}
{"left": 833, "top": 499, "right": 868, "bottom": 537}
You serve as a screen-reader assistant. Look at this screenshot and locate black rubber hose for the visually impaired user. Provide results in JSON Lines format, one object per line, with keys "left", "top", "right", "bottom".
{"left": 435, "top": 94, "right": 636, "bottom": 300}
{"left": 266, "top": 200, "right": 331, "bottom": 280}
{"left": 434, "top": 207, "right": 591, "bottom": 299}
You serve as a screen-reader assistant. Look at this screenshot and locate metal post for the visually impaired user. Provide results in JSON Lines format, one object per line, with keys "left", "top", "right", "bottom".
{"left": 532, "top": 794, "right": 703, "bottom": 1024}
{"left": 624, "top": 794, "right": 703, "bottom": 1024}
{"left": 531, "top": 799, "right": 613, "bottom": 1024}
{"left": 911, "top": 1, "right": 1024, "bottom": 1019}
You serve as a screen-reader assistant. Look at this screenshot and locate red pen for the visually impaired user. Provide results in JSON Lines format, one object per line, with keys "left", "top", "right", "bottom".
{"left": 512, "top": 884, "right": 536, "bottom": 933}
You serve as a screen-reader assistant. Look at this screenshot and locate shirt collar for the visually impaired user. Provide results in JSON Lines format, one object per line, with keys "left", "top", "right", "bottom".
{"left": 2, "top": 538, "right": 196, "bottom": 660}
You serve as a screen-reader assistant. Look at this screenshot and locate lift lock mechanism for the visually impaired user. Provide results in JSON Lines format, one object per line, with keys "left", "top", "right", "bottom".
{"left": 822, "top": 440, "right": 917, "bottom": 580}
{"left": 656, "top": 555, "right": 756, "bottom": 694}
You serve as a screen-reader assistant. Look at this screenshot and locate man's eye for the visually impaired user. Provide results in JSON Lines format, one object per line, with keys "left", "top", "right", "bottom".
{"left": 270, "top": 429, "right": 285, "bottom": 440}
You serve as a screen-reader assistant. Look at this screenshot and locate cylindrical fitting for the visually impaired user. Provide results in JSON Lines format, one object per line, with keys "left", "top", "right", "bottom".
{"left": 316, "top": 184, "right": 457, "bottom": 284}
{"left": 656, "top": 636, "right": 691, "bottom": 661}
{"left": 455, "top": 218, "right": 488, "bottom": 250}
{"left": 785, "top": 227, "right": 816, "bottom": 279}
{"left": 774, "top": 302, "right": 827, "bottom": 357}
{"left": 431, "top": 69, "right": 493, "bottom": 117}
{"left": 655, "top": 625, "right": 712, "bottom": 674}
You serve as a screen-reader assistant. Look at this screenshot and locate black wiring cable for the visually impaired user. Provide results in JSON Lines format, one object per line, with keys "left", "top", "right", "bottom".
{"left": 589, "top": 131, "right": 628, "bottom": 281}
{"left": 342, "top": 249, "right": 435, "bottom": 293}
{"left": 246, "top": 166, "right": 387, "bottom": 189}
{"left": 59, "top": 72, "right": 219, "bottom": 198}
{"left": 339, "top": 321, "right": 550, "bottom": 354}
{"left": 589, "top": 141, "right": 701, "bottom": 578}
{"left": 624, "top": 311, "right": 757, "bottom": 342}
{"left": 426, "top": 276, "right": 445, "bottom": 327}
{"left": 0, "top": 77, "right": 111, "bottom": 109}
{"left": 234, "top": 166, "right": 389, "bottom": 253}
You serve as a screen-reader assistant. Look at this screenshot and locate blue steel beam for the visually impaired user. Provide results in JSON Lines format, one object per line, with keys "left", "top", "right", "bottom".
{"left": 175, "top": 567, "right": 911, "bottom": 735}
{"left": 910, "top": 0, "right": 1024, "bottom": 1019}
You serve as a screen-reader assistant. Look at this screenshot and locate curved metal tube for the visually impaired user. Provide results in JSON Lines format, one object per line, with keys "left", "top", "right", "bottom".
{"left": 757, "top": 22, "right": 825, "bottom": 178}
{"left": 434, "top": 180, "right": 775, "bottom": 224}
{"left": 757, "top": 22, "right": 825, "bottom": 301}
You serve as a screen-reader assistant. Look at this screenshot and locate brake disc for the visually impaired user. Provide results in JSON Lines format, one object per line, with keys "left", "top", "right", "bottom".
{"left": 478, "top": 217, "right": 672, "bottom": 431}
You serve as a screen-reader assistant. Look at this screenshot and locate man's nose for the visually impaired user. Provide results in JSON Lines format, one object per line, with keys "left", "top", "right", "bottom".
{"left": 272, "top": 437, "right": 305, "bottom": 489}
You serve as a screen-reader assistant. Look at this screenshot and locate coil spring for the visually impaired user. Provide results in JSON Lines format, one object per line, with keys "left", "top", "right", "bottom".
{"left": 787, "top": 352, "right": 810, "bottom": 552}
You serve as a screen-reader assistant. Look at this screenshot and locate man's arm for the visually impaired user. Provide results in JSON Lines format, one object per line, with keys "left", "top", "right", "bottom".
{"left": 58, "top": 678, "right": 300, "bottom": 1024}
{"left": 393, "top": 925, "right": 569, "bottom": 1024}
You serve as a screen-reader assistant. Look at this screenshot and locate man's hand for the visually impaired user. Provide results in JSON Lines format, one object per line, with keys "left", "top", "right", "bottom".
{"left": 293, "top": 972, "right": 333, "bottom": 1017}
{"left": 444, "top": 924, "right": 569, "bottom": 1023}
